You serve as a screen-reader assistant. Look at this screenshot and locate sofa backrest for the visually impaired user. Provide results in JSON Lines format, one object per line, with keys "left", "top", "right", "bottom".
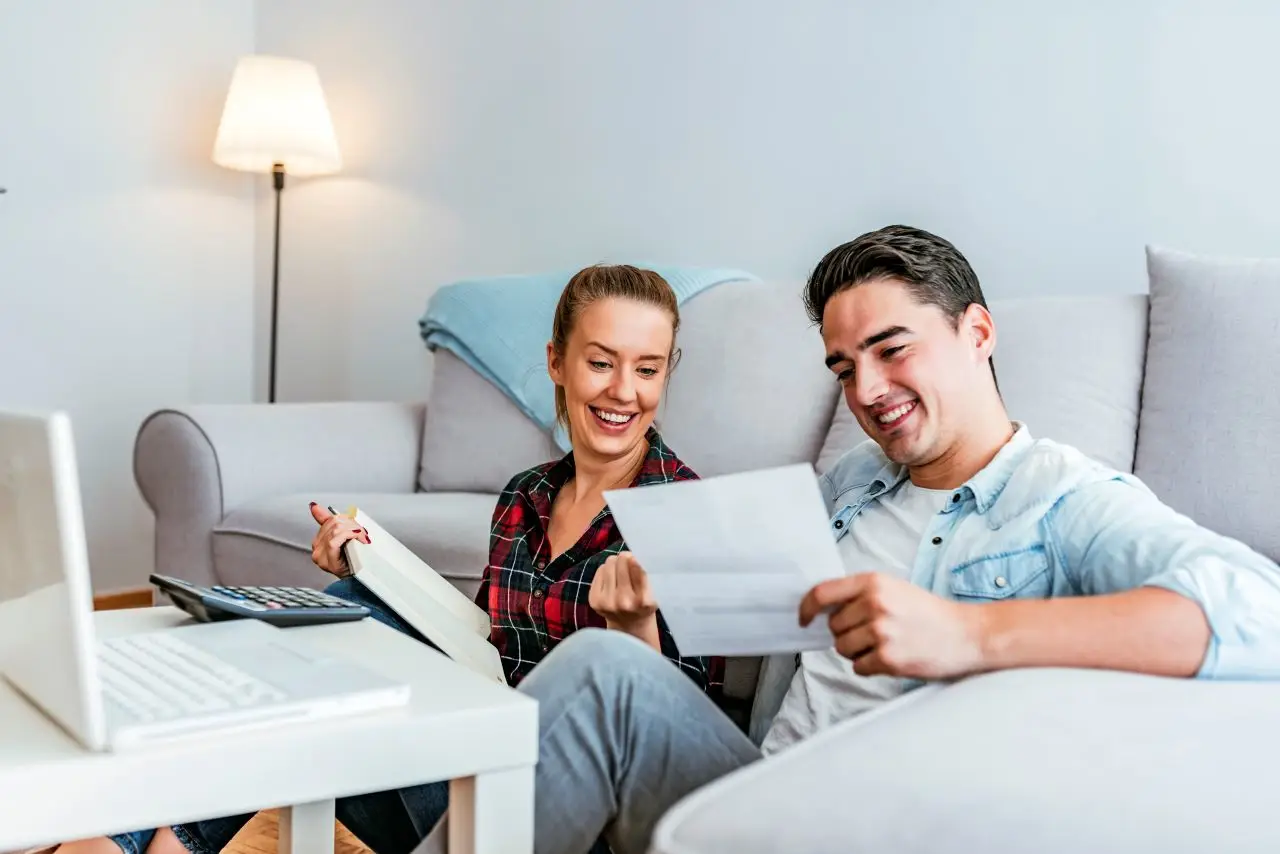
{"left": 419, "top": 286, "right": 1153, "bottom": 491}
{"left": 654, "top": 280, "right": 838, "bottom": 477}
{"left": 418, "top": 349, "right": 558, "bottom": 493}
{"left": 419, "top": 279, "right": 839, "bottom": 489}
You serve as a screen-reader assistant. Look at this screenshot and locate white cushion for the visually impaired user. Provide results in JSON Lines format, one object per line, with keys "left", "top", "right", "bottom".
{"left": 1136, "top": 246, "right": 1280, "bottom": 562}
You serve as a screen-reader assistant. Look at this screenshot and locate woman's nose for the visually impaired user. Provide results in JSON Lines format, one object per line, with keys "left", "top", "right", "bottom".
{"left": 608, "top": 371, "right": 636, "bottom": 401}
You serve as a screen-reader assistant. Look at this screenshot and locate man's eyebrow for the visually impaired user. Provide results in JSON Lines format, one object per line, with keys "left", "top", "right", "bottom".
{"left": 859, "top": 326, "right": 912, "bottom": 351}
{"left": 824, "top": 326, "right": 913, "bottom": 369}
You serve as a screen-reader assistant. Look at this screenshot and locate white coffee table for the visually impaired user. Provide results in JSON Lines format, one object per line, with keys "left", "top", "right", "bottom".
{"left": 0, "top": 607, "right": 538, "bottom": 854}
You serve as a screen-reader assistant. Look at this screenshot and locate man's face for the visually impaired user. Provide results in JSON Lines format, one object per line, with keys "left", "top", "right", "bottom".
{"left": 821, "top": 278, "right": 993, "bottom": 468}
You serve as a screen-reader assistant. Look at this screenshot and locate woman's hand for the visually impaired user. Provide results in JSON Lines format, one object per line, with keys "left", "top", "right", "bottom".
{"left": 309, "top": 502, "right": 371, "bottom": 577}
{"left": 589, "top": 552, "right": 662, "bottom": 651}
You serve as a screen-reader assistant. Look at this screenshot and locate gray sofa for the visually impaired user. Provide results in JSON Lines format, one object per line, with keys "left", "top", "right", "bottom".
{"left": 134, "top": 247, "right": 1280, "bottom": 852}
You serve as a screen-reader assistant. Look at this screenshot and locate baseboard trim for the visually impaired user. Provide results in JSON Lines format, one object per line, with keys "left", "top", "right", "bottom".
{"left": 93, "top": 587, "right": 154, "bottom": 611}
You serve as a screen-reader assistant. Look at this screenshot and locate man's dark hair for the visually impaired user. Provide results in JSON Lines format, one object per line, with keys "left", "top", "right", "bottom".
{"left": 803, "top": 224, "right": 997, "bottom": 386}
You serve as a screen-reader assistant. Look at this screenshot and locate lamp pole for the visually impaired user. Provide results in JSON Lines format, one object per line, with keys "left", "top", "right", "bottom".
{"left": 268, "top": 162, "right": 284, "bottom": 403}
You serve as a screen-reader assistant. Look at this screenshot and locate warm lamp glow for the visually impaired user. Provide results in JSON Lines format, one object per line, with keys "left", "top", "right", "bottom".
{"left": 212, "top": 55, "right": 342, "bottom": 177}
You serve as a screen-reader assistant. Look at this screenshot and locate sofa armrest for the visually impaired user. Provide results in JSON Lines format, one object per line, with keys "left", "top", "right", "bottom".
{"left": 134, "top": 401, "right": 426, "bottom": 585}
{"left": 655, "top": 669, "right": 1280, "bottom": 854}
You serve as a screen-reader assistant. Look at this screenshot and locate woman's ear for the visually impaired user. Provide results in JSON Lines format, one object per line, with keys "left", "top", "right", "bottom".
{"left": 669, "top": 347, "right": 683, "bottom": 373}
{"left": 546, "top": 341, "right": 564, "bottom": 385}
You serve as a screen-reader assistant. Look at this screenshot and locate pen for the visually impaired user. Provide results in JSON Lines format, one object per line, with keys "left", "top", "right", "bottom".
{"left": 328, "top": 504, "right": 368, "bottom": 542}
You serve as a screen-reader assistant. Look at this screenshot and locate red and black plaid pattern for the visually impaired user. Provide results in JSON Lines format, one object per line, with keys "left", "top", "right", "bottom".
{"left": 475, "top": 427, "right": 724, "bottom": 696}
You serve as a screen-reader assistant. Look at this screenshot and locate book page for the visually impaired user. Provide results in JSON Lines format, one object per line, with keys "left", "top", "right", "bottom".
{"left": 349, "top": 509, "right": 489, "bottom": 637}
{"left": 343, "top": 511, "right": 505, "bottom": 684}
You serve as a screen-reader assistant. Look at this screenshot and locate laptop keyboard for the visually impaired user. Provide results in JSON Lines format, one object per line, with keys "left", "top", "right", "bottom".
{"left": 97, "top": 632, "right": 288, "bottom": 722}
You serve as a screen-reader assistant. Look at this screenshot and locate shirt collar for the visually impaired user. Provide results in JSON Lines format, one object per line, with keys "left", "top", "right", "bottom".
{"left": 526, "top": 426, "right": 676, "bottom": 515}
{"left": 960, "top": 422, "right": 1035, "bottom": 514}
{"left": 858, "top": 421, "right": 1035, "bottom": 514}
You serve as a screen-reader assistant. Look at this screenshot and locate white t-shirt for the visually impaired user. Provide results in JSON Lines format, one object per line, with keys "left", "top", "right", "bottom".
{"left": 761, "top": 478, "right": 953, "bottom": 755}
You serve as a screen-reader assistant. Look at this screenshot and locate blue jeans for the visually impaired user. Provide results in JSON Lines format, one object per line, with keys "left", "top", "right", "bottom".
{"left": 414, "top": 629, "right": 760, "bottom": 854}
{"left": 109, "top": 578, "right": 448, "bottom": 854}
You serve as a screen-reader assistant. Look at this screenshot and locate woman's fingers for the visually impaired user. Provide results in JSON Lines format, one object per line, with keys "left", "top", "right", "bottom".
{"left": 309, "top": 502, "right": 332, "bottom": 525}
{"left": 623, "top": 555, "right": 654, "bottom": 607}
{"left": 590, "top": 556, "right": 617, "bottom": 611}
{"left": 611, "top": 555, "right": 636, "bottom": 606}
{"left": 308, "top": 502, "right": 368, "bottom": 574}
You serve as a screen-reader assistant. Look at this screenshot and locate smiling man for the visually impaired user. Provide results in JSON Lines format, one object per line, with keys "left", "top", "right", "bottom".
{"left": 417, "top": 225, "right": 1280, "bottom": 854}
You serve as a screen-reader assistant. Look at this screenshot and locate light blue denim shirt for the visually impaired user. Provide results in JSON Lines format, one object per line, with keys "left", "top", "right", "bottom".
{"left": 819, "top": 423, "right": 1280, "bottom": 681}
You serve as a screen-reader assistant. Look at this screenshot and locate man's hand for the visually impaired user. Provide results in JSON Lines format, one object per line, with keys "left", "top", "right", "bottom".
{"left": 589, "top": 552, "right": 662, "bottom": 652}
{"left": 800, "top": 572, "right": 986, "bottom": 680}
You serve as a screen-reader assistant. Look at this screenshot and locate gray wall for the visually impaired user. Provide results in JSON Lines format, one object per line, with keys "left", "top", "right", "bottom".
{"left": 256, "top": 0, "right": 1280, "bottom": 405}
{"left": 0, "top": 1, "right": 256, "bottom": 590}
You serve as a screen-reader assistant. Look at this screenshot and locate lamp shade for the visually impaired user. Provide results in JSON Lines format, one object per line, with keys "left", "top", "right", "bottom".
{"left": 212, "top": 55, "right": 342, "bottom": 177}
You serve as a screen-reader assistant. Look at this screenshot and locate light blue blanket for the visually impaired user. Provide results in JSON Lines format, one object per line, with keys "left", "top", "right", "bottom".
{"left": 419, "top": 265, "right": 758, "bottom": 451}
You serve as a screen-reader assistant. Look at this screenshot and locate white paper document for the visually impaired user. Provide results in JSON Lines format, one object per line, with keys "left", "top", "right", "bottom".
{"left": 603, "top": 463, "right": 845, "bottom": 656}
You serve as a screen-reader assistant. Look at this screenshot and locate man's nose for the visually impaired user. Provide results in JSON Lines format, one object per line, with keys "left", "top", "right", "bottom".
{"left": 854, "top": 364, "right": 887, "bottom": 406}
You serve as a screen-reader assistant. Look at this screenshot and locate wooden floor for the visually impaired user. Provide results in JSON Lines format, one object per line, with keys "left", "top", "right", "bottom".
{"left": 225, "top": 811, "right": 370, "bottom": 854}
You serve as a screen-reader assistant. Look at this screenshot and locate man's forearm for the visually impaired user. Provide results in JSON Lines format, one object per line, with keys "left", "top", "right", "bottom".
{"left": 975, "top": 586, "right": 1212, "bottom": 678}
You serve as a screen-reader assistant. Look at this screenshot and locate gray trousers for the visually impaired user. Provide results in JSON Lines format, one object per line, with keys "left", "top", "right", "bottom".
{"left": 417, "top": 629, "right": 763, "bottom": 854}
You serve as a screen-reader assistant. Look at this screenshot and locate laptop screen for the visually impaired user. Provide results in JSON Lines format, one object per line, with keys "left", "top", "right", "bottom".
{"left": 0, "top": 410, "right": 107, "bottom": 749}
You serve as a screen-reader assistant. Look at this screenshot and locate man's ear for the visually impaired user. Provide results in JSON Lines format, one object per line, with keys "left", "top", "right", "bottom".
{"left": 546, "top": 341, "right": 563, "bottom": 384}
{"left": 964, "top": 304, "right": 997, "bottom": 363}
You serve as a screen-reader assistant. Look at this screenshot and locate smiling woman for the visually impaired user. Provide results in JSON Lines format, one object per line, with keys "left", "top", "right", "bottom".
{"left": 546, "top": 265, "right": 680, "bottom": 464}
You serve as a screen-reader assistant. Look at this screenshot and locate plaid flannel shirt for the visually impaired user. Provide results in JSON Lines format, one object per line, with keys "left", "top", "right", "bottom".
{"left": 474, "top": 427, "right": 724, "bottom": 696}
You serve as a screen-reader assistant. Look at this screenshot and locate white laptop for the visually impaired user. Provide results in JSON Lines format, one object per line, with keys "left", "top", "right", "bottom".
{"left": 0, "top": 409, "right": 411, "bottom": 751}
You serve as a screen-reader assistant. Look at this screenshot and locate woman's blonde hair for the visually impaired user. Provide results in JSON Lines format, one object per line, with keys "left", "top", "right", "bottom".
{"left": 550, "top": 264, "right": 680, "bottom": 436}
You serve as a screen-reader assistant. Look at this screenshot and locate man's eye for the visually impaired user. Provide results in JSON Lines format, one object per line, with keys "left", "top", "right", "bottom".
{"left": 837, "top": 368, "right": 853, "bottom": 383}
{"left": 882, "top": 346, "right": 905, "bottom": 359}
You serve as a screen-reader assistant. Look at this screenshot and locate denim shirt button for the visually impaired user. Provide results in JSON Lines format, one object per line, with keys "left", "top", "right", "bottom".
{"left": 951, "top": 494, "right": 961, "bottom": 504}
{"left": 994, "top": 576, "right": 1008, "bottom": 588}
{"left": 931, "top": 536, "right": 942, "bottom": 545}
{"left": 834, "top": 520, "right": 844, "bottom": 529}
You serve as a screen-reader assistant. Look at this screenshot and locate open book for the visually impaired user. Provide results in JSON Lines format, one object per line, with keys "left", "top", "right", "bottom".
{"left": 340, "top": 508, "right": 507, "bottom": 685}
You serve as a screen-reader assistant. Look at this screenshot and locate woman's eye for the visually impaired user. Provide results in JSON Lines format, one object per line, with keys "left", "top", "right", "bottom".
{"left": 589, "top": 360, "right": 610, "bottom": 370}
{"left": 638, "top": 367, "right": 658, "bottom": 377}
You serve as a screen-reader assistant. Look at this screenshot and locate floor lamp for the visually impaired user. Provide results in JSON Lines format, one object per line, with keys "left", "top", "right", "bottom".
{"left": 212, "top": 55, "right": 342, "bottom": 403}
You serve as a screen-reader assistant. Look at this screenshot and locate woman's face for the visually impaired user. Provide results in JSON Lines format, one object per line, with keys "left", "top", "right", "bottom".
{"left": 547, "top": 297, "right": 675, "bottom": 463}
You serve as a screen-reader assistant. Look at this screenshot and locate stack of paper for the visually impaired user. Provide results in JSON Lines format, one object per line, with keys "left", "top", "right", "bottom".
{"left": 603, "top": 464, "right": 844, "bottom": 656}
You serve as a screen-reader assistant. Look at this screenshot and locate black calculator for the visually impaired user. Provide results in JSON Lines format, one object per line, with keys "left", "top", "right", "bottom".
{"left": 150, "top": 573, "right": 371, "bottom": 628}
